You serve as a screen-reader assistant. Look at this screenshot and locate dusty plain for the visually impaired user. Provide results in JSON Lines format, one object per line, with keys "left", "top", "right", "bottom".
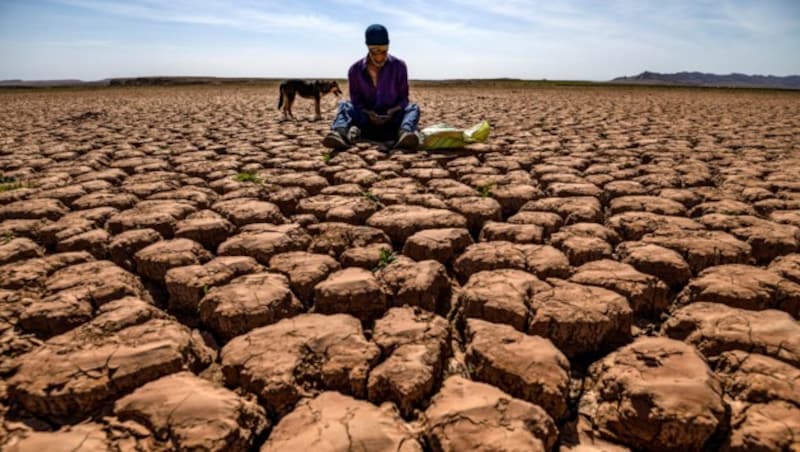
{"left": 1, "top": 82, "right": 800, "bottom": 451}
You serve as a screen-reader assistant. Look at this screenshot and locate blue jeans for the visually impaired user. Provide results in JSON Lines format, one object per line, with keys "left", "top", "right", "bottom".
{"left": 331, "top": 101, "right": 420, "bottom": 141}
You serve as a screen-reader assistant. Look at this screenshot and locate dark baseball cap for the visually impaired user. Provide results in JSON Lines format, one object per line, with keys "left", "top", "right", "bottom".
{"left": 365, "top": 24, "right": 389, "bottom": 45}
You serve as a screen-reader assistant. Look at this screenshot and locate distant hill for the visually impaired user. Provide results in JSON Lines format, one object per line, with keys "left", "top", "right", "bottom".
{"left": 611, "top": 71, "right": 800, "bottom": 90}
{"left": 0, "top": 76, "right": 286, "bottom": 88}
{"left": 0, "top": 79, "right": 103, "bottom": 88}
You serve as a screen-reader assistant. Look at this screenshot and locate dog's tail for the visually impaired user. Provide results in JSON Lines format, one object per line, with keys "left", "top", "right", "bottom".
{"left": 277, "top": 83, "right": 285, "bottom": 109}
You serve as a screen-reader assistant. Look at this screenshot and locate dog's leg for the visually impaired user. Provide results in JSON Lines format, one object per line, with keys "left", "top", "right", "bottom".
{"left": 287, "top": 92, "right": 296, "bottom": 121}
{"left": 314, "top": 95, "right": 322, "bottom": 121}
{"left": 280, "top": 90, "right": 289, "bottom": 121}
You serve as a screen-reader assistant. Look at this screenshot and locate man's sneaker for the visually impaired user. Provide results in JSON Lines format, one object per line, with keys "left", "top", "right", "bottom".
{"left": 347, "top": 126, "right": 361, "bottom": 143}
{"left": 395, "top": 130, "right": 420, "bottom": 150}
{"left": 322, "top": 130, "right": 349, "bottom": 150}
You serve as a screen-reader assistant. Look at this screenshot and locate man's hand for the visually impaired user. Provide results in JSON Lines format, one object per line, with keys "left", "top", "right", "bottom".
{"left": 385, "top": 105, "right": 403, "bottom": 117}
{"left": 366, "top": 110, "right": 390, "bottom": 126}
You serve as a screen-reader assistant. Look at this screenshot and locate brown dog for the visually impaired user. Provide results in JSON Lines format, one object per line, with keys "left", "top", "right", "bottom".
{"left": 278, "top": 79, "right": 342, "bottom": 121}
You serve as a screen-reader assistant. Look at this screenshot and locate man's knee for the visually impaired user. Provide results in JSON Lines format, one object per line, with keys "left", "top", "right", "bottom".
{"left": 337, "top": 100, "right": 354, "bottom": 112}
{"left": 405, "top": 103, "right": 419, "bottom": 114}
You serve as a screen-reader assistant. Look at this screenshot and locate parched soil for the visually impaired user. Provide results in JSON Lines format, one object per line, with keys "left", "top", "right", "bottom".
{"left": 1, "top": 83, "right": 799, "bottom": 451}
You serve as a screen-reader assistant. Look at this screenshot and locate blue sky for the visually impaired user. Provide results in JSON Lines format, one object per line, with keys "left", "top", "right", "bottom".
{"left": 1, "top": 0, "right": 798, "bottom": 81}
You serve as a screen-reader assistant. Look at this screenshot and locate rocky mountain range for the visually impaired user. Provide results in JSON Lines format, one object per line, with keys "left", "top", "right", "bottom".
{"left": 611, "top": 71, "right": 800, "bottom": 89}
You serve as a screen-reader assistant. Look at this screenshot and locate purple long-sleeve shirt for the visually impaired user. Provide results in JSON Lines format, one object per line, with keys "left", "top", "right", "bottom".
{"left": 347, "top": 54, "right": 409, "bottom": 115}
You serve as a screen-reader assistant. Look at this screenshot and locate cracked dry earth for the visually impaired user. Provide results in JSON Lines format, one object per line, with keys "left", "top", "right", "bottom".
{"left": 1, "top": 83, "right": 800, "bottom": 452}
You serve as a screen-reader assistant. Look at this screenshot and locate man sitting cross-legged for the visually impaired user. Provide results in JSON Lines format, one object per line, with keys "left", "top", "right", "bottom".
{"left": 322, "top": 24, "right": 421, "bottom": 151}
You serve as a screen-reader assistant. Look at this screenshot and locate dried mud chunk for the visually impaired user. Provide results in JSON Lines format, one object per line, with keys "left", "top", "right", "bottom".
{"left": 641, "top": 229, "right": 752, "bottom": 273}
{"left": 769, "top": 253, "right": 800, "bottom": 284}
{"left": 48, "top": 260, "right": 150, "bottom": 304}
{"left": 55, "top": 228, "right": 109, "bottom": 258}
{"left": 307, "top": 222, "right": 390, "bottom": 258}
{"left": 135, "top": 238, "right": 212, "bottom": 281}
{"left": 19, "top": 290, "right": 94, "bottom": 338}
{"left": 553, "top": 222, "right": 621, "bottom": 244}
{"left": 212, "top": 198, "right": 287, "bottom": 227}
{"left": 268, "top": 186, "right": 308, "bottom": 216}
{"left": 340, "top": 243, "right": 392, "bottom": 269}
{"left": 148, "top": 186, "right": 218, "bottom": 209}
{"left": 8, "top": 298, "right": 212, "bottom": 418}
{"left": 106, "top": 200, "right": 196, "bottom": 238}
{"left": 220, "top": 313, "right": 380, "bottom": 416}
{"left": 459, "top": 269, "right": 549, "bottom": 332}
{"left": 0, "top": 198, "right": 68, "bottom": 221}
{"left": 108, "top": 228, "right": 162, "bottom": 271}
{"left": 676, "top": 264, "right": 800, "bottom": 317}
{"left": 36, "top": 184, "right": 87, "bottom": 206}
{"left": 445, "top": 196, "right": 502, "bottom": 234}
{"left": 314, "top": 267, "right": 389, "bottom": 322}
{"left": 0, "top": 251, "right": 94, "bottom": 290}
{"left": 423, "top": 376, "right": 558, "bottom": 452}
{"left": 199, "top": 272, "right": 303, "bottom": 341}
{"left": 0, "top": 238, "right": 44, "bottom": 266}
{"left": 174, "top": 215, "right": 235, "bottom": 250}
{"left": 697, "top": 214, "right": 800, "bottom": 263}
{"left": 465, "top": 319, "right": 570, "bottom": 420}
{"left": 521, "top": 196, "right": 602, "bottom": 224}
{"left": 376, "top": 256, "right": 451, "bottom": 314}
{"left": 367, "top": 307, "right": 450, "bottom": 417}
{"left": 546, "top": 182, "right": 601, "bottom": 198}
{"left": 490, "top": 184, "right": 543, "bottom": 217}
{"left": 551, "top": 235, "right": 612, "bottom": 266}
{"left": 402, "top": 228, "right": 473, "bottom": 263}
{"left": 658, "top": 188, "right": 702, "bottom": 208}
{"left": 261, "top": 391, "right": 422, "bottom": 452}
{"left": 521, "top": 244, "right": 572, "bottom": 279}
{"left": 366, "top": 204, "right": 467, "bottom": 244}
{"left": 332, "top": 168, "right": 380, "bottom": 186}
{"left": 371, "top": 306, "right": 450, "bottom": 354}
{"left": 529, "top": 280, "right": 632, "bottom": 358}
{"left": 583, "top": 337, "right": 725, "bottom": 452}
{"left": 607, "top": 211, "right": 705, "bottom": 241}
{"left": 113, "top": 371, "right": 268, "bottom": 452}
{"left": 296, "top": 194, "right": 379, "bottom": 224}
{"left": 39, "top": 217, "right": 95, "bottom": 247}
{"left": 72, "top": 192, "right": 138, "bottom": 210}
{"left": 770, "top": 209, "right": 800, "bottom": 228}
{"left": 271, "top": 172, "right": 329, "bottom": 195}
{"left": 724, "top": 401, "right": 800, "bottom": 452}
{"left": 165, "top": 256, "right": 262, "bottom": 312}
{"left": 507, "top": 211, "right": 563, "bottom": 236}
{"left": 714, "top": 350, "right": 800, "bottom": 406}
{"left": 3, "top": 423, "right": 113, "bottom": 452}
{"left": 218, "top": 223, "right": 311, "bottom": 264}
{"left": 569, "top": 259, "right": 670, "bottom": 317}
{"left": 608, "top": 195, "right": 688, "bottom": 216}
{"left": 367, "top": 343, "right": 443, "bottom": 418}
{"left": 453, "top": 241, "right": 526, "bottom": 282}
{"left": 688, "top": 199, "right": 757, "bottom": 217}
{"left": 268, "top": 251, "right": 340, "bottom": 305}
{"left": 478, "top": 221, "right": 544, "bottom": 244}
{"left": 603, "top": 180, "right": 648, "bottom": 201}
{"left": 616, "top": 241, "right": 692, "bottom": 287}
{"left": 663, "top": 302, "right": 800, "bottom": 367}
{"left": 0, "top": 219, "right": 46, "bottom": 242}
{"left": 428, "top": 178, "right": 476, "bottom": 198}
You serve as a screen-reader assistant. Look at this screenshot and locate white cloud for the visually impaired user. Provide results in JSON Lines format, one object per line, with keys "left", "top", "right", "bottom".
{"left": 57, "top": 0, "right": 359, "bottom": 35}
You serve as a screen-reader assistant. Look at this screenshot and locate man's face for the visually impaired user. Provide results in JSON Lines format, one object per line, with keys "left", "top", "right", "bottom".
{"left": 368, "top": 45, "right": 389, "bottom": 65}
